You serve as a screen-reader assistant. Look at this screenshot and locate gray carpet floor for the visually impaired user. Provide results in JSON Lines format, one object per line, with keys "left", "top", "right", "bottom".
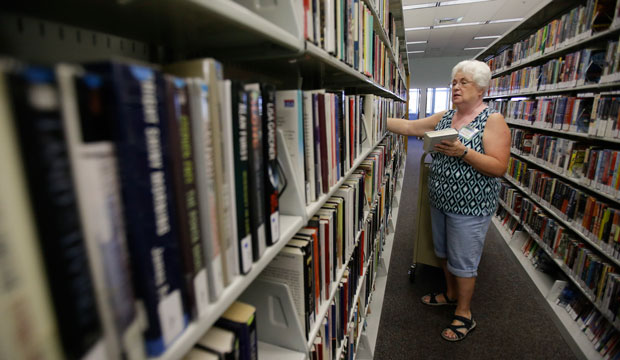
{"left": 373, "top": 137, "right": 578, "bottom": 360}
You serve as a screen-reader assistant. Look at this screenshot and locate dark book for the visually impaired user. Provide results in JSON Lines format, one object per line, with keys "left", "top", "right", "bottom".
{"left": 8, "top": 65, "right": 103, "bottom": 359}
{"left": 163, "top": 75, "right": 208, "bottom": 319}
{"left": 318, "top": 93, "right": 330, "bottom": 193}
{"left": 86, "top": 61, "right": 189, "bottom": 356}
{"left": 245, "top": 83, "right": 267, "bottom": 261}
{"left": 287, "top": 236, "right": 316, "bottom": 337}
{"left": 313, "top": 93, "right": 323, "bottom": 199}
{"left": 260, "top": 83, "right": 280, "bottom": 246}
{"left": 195, "top": 326, "right": 239, "bottom": 360}
{"left": 231, "top": 81, "right": 253, "bottom": 274}
{"left": 215, "top": 301, "right": 258, "bottom": 360}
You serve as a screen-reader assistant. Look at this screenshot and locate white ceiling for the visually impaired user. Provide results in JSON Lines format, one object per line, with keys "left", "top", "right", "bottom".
{"left": 403, "top": 0, "right": 550, "bottom": 59}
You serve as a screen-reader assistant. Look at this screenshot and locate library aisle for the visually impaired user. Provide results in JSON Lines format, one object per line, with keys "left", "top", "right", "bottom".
{"left": 374, "top": 137, "right": 577, "bottom": 360}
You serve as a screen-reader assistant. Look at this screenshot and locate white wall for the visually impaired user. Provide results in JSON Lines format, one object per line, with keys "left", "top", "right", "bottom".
{"left": 409, "top": 56, "right": 470, "bottom": 118}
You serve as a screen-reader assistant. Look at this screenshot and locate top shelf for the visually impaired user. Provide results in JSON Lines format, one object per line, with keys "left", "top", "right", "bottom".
{"left": 2, "top": 0, "right": 407, "bottom": 100}
{"left": 474, "top": 0, "right": 583, "bottom": 61}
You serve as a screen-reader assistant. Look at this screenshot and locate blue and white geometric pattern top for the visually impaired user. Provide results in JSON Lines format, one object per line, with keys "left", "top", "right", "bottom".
{"left": 428, "top": 107, "right": 500, "bottom": 216}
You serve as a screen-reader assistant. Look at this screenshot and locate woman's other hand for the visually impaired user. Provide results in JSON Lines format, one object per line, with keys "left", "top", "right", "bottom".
{"left": 434, "top": 139, "right": 467, "bottom": 158}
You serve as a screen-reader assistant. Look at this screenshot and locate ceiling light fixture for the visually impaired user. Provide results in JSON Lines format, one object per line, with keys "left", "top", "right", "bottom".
{"left": 404, "top": 0, "right": 494, "bottom": 10}
{"left": 405, "top": 26, "right": 432, "bottom": 31}
{"left": 473, "top": 35, "right": 501, "bottom": 39}
{"left": 407, "top": 40, "right": 428, "bottom": 44}
{"left": 440, "top": 0, "right": 493, "bottom": 5}
{"left": 464, "top": 47, "right": 487, "bottom": 50}
{"left": 403, "top": 2, "right": 437, "bottom": 10}
{"left": 408, "top": 50, "right": 425, "bottom": 53}
{"left": 434, "top": 21, "right": 483, "bottom": 28}
{"left": 488, "top": 18, "right": 523, "bottom": 24}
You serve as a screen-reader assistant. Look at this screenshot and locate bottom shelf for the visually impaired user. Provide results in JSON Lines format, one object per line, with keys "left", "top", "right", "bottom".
{"left": 492, "top": 217, "right": 602, "bottom": 360}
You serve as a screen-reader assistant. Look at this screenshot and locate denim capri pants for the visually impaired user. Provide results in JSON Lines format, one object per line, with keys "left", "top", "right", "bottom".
{"left": 430, "top": 206, "right": 492, "bottom": 277}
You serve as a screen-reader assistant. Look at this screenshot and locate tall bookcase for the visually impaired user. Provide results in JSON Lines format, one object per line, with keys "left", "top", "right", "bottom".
{"left": 476, "top": 1, "right": 620, "bottom": 359}
{"left": 0, "top": 1, "right": 409, "bottom": 360}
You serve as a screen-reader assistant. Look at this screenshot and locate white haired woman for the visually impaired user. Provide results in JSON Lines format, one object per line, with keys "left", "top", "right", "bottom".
{"left": 387, "top": 59, "right": 510, "bottom": 341}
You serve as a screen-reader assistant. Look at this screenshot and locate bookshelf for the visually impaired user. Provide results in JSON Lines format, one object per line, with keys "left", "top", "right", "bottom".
{"left": 491, "top": 216, "right": 602, "bottom": 360}
{"left": 477, "top": 0, "right": 620, "bottom": 357}
{"left": 0, "top": 0, "right": 409, "bottom": 360}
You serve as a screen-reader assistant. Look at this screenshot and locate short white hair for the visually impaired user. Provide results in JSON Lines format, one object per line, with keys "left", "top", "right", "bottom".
{"left": 451, "top": 60, "right": 491, "bottom": 91}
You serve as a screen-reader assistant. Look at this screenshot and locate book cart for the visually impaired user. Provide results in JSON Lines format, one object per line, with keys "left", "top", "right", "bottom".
{"left": 0, "top": 1, "right": 410, "bottom": 360}
{"left": 476, "top": 0, "right": 620, "bottom": 359}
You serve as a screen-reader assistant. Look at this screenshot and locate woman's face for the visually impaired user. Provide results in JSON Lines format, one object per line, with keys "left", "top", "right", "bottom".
{"left": 451, "top": 71, "right": 483, "bottom": 105}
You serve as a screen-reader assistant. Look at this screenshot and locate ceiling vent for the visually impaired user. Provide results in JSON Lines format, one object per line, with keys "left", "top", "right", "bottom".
{"left": 434, "top": 16, "right": 463, "bottom": 25}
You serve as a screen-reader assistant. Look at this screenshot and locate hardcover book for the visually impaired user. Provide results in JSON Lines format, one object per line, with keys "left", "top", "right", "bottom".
{"left": 86, "top": 61, "right": 189, "bottom": 356}
{"left": 423, "top": 128, "right": 459, "bottom": 152}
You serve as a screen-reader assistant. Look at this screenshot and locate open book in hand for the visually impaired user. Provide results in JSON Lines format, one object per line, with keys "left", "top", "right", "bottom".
{"left": 423, "top": 128, "right": 458, "bottom": 152}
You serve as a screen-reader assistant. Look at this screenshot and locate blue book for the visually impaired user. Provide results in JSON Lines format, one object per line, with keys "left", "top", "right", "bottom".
{"left": 86, "top": 61, "right": 189, "bottom": 356}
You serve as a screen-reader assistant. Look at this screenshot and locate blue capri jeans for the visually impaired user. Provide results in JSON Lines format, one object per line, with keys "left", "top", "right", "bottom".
{"left": 430, "top": 206, "right": 492, "bottom": 278}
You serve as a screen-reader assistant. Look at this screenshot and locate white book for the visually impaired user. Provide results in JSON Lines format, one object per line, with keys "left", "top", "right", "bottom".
{"left": 183, "top": 348, "right": 218, "bottom": 360}
{"left": 57, "top": 64, "right": 144, "bottom": 360}
{"left": 423, "top": 128, "right": 459, "bottom": 152}
{"left": 0, "top": 66, "right": 63, "bottom": 360}
{"left": 166, "top": 59, "right": 235, "bottom": 287}
{"left": 303, "top": 91, "right": 316, "bottom": 204}
{"left": 187, "top": 78, "right": 224, "bottom": 302}
{"left": 326, "top": 0, "right": 336, "bottom": 53}
{"left": 276, "top": 90, "right": 306, "bottom": 203}
{"left": 325, "top": 93, "right": 334, "bottom": 188}
{"left": 196, "top": 327, "right": 238, "bottom": 358}
{"left": 219, "top": 79, "right": 245, "bottom": 276}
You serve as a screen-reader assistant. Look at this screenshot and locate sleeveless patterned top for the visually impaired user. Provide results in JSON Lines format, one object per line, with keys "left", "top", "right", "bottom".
{"left": 428, "top": 107, "right": 500, "bottom": 216}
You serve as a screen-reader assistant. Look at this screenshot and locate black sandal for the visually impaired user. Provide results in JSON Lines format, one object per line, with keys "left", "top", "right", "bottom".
{"left": 421, "top": 292, "right": 457, "bottom": 306}
{"left": 441, "top": 315, "right": 476, "bottom": 342}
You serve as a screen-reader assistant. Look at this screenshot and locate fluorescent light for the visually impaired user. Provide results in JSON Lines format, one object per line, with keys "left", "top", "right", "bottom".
{"left": 406, "top": 26, "right": 431, "bottom": 31}
{"left": 403, "top": 2, "right": 437, "bottom": 10}
{"left": 488, "top": 18, "right": 523, "bottom": 24}
{"left": 474, "top": 35, "right": 501, "bottom": 39}
{"left": 434, "top": 21, "right": 483, "bottom": 28}
{"left": 464, "top": 47, "right": 487, "bottom": 50}
{"left": 440, "top": 0, "right": 493, "bottom": 5}
{"left": 408, "top": 50, "right": 425, "bottom": 54}
{"left": 407, "top": 40, "right": 428, "bottom": 44}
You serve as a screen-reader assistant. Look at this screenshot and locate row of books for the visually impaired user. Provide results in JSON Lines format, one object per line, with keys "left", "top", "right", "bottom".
{"left": 0, "top": 54, "right": 403, "bottom": 360}
{"left": 0, "top": 56, "right": 292, "bottom": 359}
{"left": 509, "top": 128, "right": 620, "bottom": 197}
{"left": 488, "top": 93, "right": 620, "bottom": 138}
{"left": 557, "top": 284, "right": 620, "bottom": 360}
{"left": 486, "top": 42, "right": 618, "bottom": 96}
{"left": 301, "top": 0, "right": 405, "bottom": 97}
{"left": 296, "top": 90, "right": 404, "bottom": 206}
{"left": 308, "top": 175, "right": 392, "bottom": 360}
{"left": 497, "top": 185, "right": 619, "bottom": 314}
{"left": 506, "top": 158, "right": 620, "bottom": 261}
{"left": 494, "top": 206, "right": 620, "bottom": 358}
{"left": 183, "top": 301, "right": 257, "bottom": 360}
{"left": 260, "top": 135, "right": 401, "bottom": 339}
{"left": 485, "top": 0, "right": 620, "bottom": 73}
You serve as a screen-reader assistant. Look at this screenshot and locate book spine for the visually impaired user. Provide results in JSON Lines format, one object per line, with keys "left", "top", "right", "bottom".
{"left": 261, "top": 84, "right": 280, "bottom": 246}
{"left": 57, "top": 64, "right": 145, "bottom": 360}
{"left": 87, "top": 62, "right": 189, "bottom": 356}
{"left": 0, "top": 67, "right": 63, "bottom": 360}
{"left": 232, "top": 82, "right": 254, "bottom": 274}
{"left": 246, "top": 84, "right": 267, "bottom": 261}
{"left": 164, "top": 76, "right": 209, "bottom": 320}
{"left": 9, "top": 65, "right": 104, "bottom": 359}
{"left": 189, "top": 79, "right": 227, "bottom": 304}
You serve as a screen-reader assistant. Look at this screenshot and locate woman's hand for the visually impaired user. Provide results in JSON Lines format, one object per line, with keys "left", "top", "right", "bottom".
{"left": 434, "top": 139, "right": 467, "bottom": 157}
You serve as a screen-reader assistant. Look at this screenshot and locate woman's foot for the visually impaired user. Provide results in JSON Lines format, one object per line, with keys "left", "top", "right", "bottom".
{"left": 420, "top": 292, "right": 457, "bottom": 306}
{"left": 441, "top": 312, "right": 476, "bottom": 341}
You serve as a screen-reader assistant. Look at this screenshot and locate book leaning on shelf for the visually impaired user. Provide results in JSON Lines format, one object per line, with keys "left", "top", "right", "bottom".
{"left": 57, "top": 64, "right": 146, "bottom": 360}
{"left": 5, "top": 62, "right": 107, "bottom": 360}
{"left": 0, "top": 61, "right": 64, "bottom": 360}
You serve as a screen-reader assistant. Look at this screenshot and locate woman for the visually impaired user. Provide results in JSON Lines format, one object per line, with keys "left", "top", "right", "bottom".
{"left": 387, "top": 60, "right": 510, "bottom": 341}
